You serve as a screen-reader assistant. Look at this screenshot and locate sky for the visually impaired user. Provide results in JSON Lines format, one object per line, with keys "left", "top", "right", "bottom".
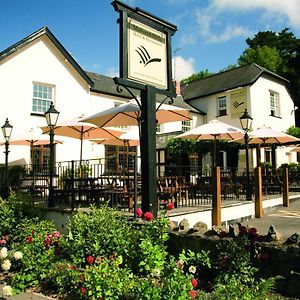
{"left": 0, "top": 0, "right": 299, "bottom": 81}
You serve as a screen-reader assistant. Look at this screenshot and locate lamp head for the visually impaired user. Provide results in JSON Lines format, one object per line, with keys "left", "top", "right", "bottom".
{"left": 45, "top": 102, "right": 59, "bottom": 128}
{"left": 239, "top": 109, "right": 253, "bottom": 132}
{"left": 1, "top": 118, "right": 13, "bottom": 141}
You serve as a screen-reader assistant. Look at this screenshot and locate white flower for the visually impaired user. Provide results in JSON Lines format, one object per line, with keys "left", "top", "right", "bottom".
{"left": 151, "top": 268, "right": 161, "bottom": 277}
{"left": 2, "top": 285, "right": 13, "bottom": 297}
{"left": 13, "top": 251, "right": 23, "bottom": 260}
{"left": 0, "top": 247, "right": 8, "bottom": 259}
{"left": 189, "top": 265, "right": 197, "bottom": 274}
{"left": 1, "top": 259, "right": 11, "bottom": 271}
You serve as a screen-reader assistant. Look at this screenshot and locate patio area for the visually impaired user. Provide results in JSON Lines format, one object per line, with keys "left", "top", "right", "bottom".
{"left": 3, "top": 157, "right": 300, "bottom": 212}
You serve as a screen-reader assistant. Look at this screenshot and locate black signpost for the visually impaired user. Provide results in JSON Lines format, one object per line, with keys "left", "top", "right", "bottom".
{"left": 111, "top": 0, "right": 177, "bottom": 216}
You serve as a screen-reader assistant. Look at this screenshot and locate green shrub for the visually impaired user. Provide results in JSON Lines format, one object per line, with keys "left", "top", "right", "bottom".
{"left": 62, "top": 206, "right": 135, "bottom": 266}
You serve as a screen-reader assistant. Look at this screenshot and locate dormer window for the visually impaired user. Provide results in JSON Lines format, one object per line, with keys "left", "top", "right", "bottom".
{"left": 217, "top": 96, "right": 227, "bottom": 116}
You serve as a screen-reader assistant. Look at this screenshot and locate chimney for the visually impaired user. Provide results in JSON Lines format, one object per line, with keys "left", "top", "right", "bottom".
{"left": 175, "top": 80, "right": 181, "bottom": 96}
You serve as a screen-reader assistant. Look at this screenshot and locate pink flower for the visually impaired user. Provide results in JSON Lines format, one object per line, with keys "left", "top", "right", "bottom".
{"left": 191, "top": 278, "right": 198, "bottom": 288}
{"left": 0, "top": 239, "right": 7, "bottom": 245}
{"left": 167, "top": 202, "right": 175, "bottom": 210}
{"left": 143, "top": 211, "right": 154, "bottom": 221}
{"left": 136, "top": 208, "right": 143, "bottom": 218}
{"left": 80, "top": 287, "right": 86, "bottom": 296}
{"left": 86, "top": 255, "right": 95, "bottom": 265}
{"left": 189, "top": 290, "right": 197, "bottom": 299}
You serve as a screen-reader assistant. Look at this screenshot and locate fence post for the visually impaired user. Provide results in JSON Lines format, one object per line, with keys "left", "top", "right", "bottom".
{"left": 255, "top": 166, "right": 263, "bottom": 218}
{"left": 212, "top": 166, "right": 221, "bottom": 226}
{"left": 283, "top": 167, "right": 289, "bottom": 207}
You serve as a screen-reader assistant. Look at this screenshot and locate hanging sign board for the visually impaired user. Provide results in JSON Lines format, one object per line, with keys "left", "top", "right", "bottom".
{"left": 127, "top": 17, "right": 167, "bottom": 89}
{"left": 230, "top": 88, "right": 247, "bottom": 118}
{"left": 112, "top": 0, "right": 177, "bottom": 92}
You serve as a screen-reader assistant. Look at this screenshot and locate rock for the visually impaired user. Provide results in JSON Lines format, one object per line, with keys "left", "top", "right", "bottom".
{"left": 228, "top": 224, "right": 239, "bottom": 237}
{"left": 284, "top": 233, "right": 300, "bottom": 245}
{"left": 179, "top": 219, "right": 189, "bottom": 231}
{"left": 266, "top": 225, "right": 279, "bottom": 242}
{"left": 192, "top": 221, "right": 208, "bottom": 233}
{"left": 168, "top": 221, "right": 179, "bottom": 231}
{"left": 204, "top": 228, "right": 220, "bottom": 237}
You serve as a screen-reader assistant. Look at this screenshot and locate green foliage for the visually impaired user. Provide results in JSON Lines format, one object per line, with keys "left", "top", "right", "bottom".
{"left": 166, "top": 138, "right": 194, "bottom": 157}
{"left": 238, "top": 46, "right": 282, "bottom": 72}
{"left": 10, "top": 218, "right": 60, "bottom": 292}
{"left": 62, "top": 206, "right": 135, "bottom": 266}
{"left": 0, "top": 198, "right": 279, "bottom": 299}
{"left": 181, "top": 69, "right": 214, "bottom": 85}
{"left": 286, "top": 126, "right": 300, "bottom": 138}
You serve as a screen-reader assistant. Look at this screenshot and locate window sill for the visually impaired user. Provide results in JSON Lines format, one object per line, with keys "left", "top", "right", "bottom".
{"left": 269, "top": 114, "right": 282, "bottom": 119}
{"left": 216, "top": 114, "right": 228, "bottom": 118}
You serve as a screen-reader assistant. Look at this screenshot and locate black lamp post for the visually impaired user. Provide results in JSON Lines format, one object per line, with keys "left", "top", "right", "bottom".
{"left": 44, "top": 102, "right": 59, "bottom": 208}
{"left": 240, "top": 109, "right": 253, "bottom": 201}
{"left": 1, "top": 118, "right": 13, "bottom": 199}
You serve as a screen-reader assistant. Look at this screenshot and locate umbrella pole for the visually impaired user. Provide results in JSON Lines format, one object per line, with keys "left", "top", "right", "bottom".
{"left": 213, "top": 136, "right": 217, "bottom": 168}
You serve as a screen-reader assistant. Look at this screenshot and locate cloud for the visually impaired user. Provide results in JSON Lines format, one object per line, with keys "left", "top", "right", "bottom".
{"left": 193, "top": 8, "right": 253, "bottom": 44}
{"left": 105, "top": 67, "right": 119, "bottom": 77}
{"left": 211, "top": 0, "right": 300, "bottom": 31}
{"left": 172, "top": 56, "right": 196, "bottom": 80}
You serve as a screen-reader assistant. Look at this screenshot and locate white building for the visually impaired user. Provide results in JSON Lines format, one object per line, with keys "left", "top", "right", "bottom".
{"left": 0, "top": 26, "right": 201, "bottom": 172}
{"left": 181, "top": 64, "right": 298, "bottom": 170}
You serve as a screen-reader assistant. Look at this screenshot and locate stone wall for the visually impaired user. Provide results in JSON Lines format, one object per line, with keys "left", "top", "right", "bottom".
{"left": 167, "top": 219, "right": 300, "bottom": 298}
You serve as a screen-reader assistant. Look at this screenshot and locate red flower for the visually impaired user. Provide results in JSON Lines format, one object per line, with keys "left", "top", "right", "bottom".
{"left": 143, "top": 211, "right": 154, "bottom": 221}
{"left": 257, "top": 253, "right": 269, "bottom": 262}
{"left": 26, "top": 236, "right": 33, "bottom": 243}
{"left": 167, "top": 202, "right": 175, "bottom": 210}
{"left": 239, "top": 225, "right": 248, "bottom": 235}
{"left": 86, "top": 255, "right": 95, "bottom": 265}
{"left": 136, "top": 208, "right": 143, "bottom": 218}
{"left": 80, "top": 287, "right": 86, "bottom": 296}
{"left": 191, "top": 278, "right": 198, "bottom": 288}
{"left": 189, "top": 290, "right": 197, "bottom": 299}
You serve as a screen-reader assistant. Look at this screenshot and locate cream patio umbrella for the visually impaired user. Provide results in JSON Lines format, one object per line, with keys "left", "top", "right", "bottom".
{"left": 80, "top": 99, "right": 190, "bottom": 127}
{"left": 3, "top": 128, "right": 63, "bottom": 147}
{"left": 176, "top": 119, "right": 244, "bottom": 167}
{"left": 40, "top": 115, "right": 123, "bottom": 162}
{"left": 290, "top": 145, "right": 300, "bottom": 152}
{"left": 232, "top": 126, "right": 300, "bottom": 168}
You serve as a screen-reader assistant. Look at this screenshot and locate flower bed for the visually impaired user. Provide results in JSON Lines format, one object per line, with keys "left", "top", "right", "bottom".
{"left": 0, "top": 195, "right": 289, "bottom": 299}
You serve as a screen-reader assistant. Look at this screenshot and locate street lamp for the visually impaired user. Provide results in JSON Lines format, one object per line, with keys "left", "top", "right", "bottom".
{"left": 1, "top": 118, "right": 13, "bottom": 199}
{"left": 240, "top": 109, "right": 253, "bottom": 201}
{"left": 44, "top": 102, "right": 59, "bottom": 208}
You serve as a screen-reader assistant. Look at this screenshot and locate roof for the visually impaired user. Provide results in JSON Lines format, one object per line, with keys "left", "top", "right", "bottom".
{"left": 0, "top": 26, "right": 94, "bottom": 87}
{"left": 182, "top": 63, "right": 294, "bottom": 102}
{"left": 87, "top": 71, "right": 203, "bottom": 114}
{"left": 86, "top": 71, "right": 133, "bottom": 99}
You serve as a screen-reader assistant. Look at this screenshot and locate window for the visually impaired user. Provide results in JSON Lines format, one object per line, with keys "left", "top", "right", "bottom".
{"left": 217, "top": 96, "right": 227, "bottom": 116}
{"left": 32, "top": 83, "right": 54, "bottom": 113}
{"left": 31, "top": 145, "right": 51, "bottom": 174}
{"left": 270, "top": 91, "right": 280, "bottom": 117}
{"left": 156, "top": 123, "right": 161, "bottom": 133}
{"left": 105, "top": 145, "right": 137, "bottom": 174}
{"left": 182, "top": 119, "right": 191, "bottom": 132}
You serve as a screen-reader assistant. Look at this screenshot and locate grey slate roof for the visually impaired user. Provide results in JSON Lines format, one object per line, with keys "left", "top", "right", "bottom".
{"left": 181, "top": 63, "right": 293, "bottom": 101}
{"left": 86, "top": 71, "right": 203, "bottom": 114}
{"left": 0, "top": 26, "right": 94, "bottom": 87}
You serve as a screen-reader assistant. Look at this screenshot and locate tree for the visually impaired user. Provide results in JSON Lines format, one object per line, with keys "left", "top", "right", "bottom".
{"left": 239, "top": 28, "right": 300, "bottom": 120}
{"left": 238, "top": 46, "right": 282, "bottom": 72}
{"left": 181, "top": 69, "right": 214, "bottom": 85}
{"left": 286, "top": 126, "right": 300, "bottom": 138}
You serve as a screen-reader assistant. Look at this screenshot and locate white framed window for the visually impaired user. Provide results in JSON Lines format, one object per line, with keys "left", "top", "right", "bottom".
{"left": 217, "top": 96, "right": 227, "bottom": 116}
{"left": 270, "top": 90, "right": 280, "bottom": 117}
{"left": 182, "top": 119, "right": 191, "bottom": 132}
{"left": 32, "top": 83, "right": 54, "bottom": 113}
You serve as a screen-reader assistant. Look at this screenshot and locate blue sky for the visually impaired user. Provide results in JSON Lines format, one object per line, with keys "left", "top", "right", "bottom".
{"left": 0, "top": 0, "right": 299, "bottom": 80}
